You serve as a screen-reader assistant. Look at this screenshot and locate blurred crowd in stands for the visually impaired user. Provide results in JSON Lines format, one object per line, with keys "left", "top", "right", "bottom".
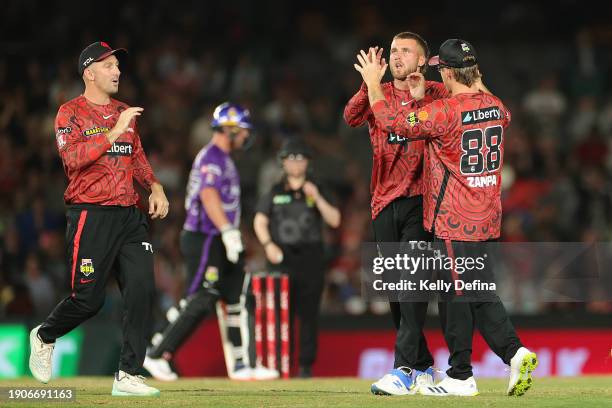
{"left": 1, "top": 0, "right": 611, "bottom": 321}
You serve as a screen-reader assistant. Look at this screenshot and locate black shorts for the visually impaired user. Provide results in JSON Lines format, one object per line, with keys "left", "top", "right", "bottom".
{"left": 65, "top": 204, "right": 153, "bottom": 297}
{"left": 180, "top": 230, "right": 246, "bottom": 304}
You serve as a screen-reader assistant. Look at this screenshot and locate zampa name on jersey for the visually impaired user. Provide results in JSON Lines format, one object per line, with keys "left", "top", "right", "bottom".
{"left": 106, "top": 142, "right": 133, "bottom": 156}
{"left": 467, "top": 174, "right": 497, "bottom": 187}
{"left": 83, "top": 126, "right": 110, "bottom": 136}
{"left": 461, "top": 106, "right": 500, "bottom": 125}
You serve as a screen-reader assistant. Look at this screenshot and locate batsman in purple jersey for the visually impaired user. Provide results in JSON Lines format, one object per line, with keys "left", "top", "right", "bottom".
{"left": 184, "top": 143, "right": 241, "bottom": 236}
{"left": 144, "top": 103, "right": 278, "bottom": 381}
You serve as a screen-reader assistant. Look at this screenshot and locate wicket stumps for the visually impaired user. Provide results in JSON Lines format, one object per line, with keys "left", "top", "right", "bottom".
{"left": 252, "top": 272, "right": 290, "bottom": 379}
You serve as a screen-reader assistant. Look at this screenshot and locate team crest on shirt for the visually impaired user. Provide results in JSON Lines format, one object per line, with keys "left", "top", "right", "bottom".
{"left": 80, "top": 259, "right": 94, "bottom": 276}
{"left": 55, "top": 127, "right": 71, "bottom": 149}
{"left": 407, "top": 112, "right": 420, "bottom": 127}
{"left": 56, "top": 134, "right": 66, "bottom": 148}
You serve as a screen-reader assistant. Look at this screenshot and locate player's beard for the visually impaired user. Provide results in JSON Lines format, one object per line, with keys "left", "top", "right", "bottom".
{"left": 390, "top": 63, "right": 417, "bottom": 81}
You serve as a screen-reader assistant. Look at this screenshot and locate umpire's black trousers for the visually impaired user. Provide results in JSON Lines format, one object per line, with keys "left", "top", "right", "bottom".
{"left": 372, "top": 195, "right": 434, "bottom": 371}
{"left": 38, "top": 204, "right": 155, "bottom": 375}
{"left": 275, "top": 243, "right": 325, "bottom": 368}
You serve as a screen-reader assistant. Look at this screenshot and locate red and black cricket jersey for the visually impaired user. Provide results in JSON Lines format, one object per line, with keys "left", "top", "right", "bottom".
{"left": 54, "top": 95, "right": 158, "bottom": 206}
{"left": 343, "top": 81, "right": 448, "bottom": 220}
{"left": 371, "top": 92, "right": 511, "bottom": 241}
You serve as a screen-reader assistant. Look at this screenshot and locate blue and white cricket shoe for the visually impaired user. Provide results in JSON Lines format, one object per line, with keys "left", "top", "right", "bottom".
{"left": 413, "top": 367, "right": 435, "bottom": 389}
{"left": 371, "top": 367, "right": 416, "bottom": 395}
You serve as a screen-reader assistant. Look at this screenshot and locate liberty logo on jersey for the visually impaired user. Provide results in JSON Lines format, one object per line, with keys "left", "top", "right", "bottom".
{"left": 106, "top": 142, "right": 133, "bottom": 156}
{"left": 80, "top": 259, "right": 94, "bottom": 276}
{"left": 387, "top": 133, "right": 408, "bottom": 152}
{"left": 388, "top": 133, "right": 407, "bottom": 144}
{"left": 461, "top": 107, "right": 501, "bottom": 125}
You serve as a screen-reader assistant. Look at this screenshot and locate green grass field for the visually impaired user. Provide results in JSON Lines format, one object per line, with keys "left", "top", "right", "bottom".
{"left": 1, "top": 376, "right": 610, "bottom": 407}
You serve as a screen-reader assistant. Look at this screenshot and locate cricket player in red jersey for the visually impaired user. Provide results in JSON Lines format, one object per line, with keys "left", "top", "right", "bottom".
{"left": 345, "top": 32, "right": 447, "bottom": 395}
{"left": 355, "top": 39, "right": 537, "bottom": 397}
{"left": 28, "top": 42, "right": 168, "bottom": 397}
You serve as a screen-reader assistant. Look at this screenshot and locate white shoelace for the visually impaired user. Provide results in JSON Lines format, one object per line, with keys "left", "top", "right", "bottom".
{"left": 36, "top": 342, "right": 54, "bottom": 364}
{"left": 120, "top": 372, "right": 147, "bottom": 385}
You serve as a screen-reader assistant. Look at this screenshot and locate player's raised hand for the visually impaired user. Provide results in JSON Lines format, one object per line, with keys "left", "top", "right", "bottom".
{"left": 303, "top": 181, "right": 320, "bottom": 201}
{"left": 354, "top": 48, "right": 388, "bottom": 88}
{"left": 368, "top": 46, "right": 385, "bottom": 66}
{"left": 114, "top": 107, "right": 143, "bottom": 134}
{"left": 407, "top": 72, "right": 426, "bottom": 101}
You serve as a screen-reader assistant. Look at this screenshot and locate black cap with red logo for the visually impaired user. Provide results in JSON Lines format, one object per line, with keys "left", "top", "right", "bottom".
{"left": 428, "top": 39, "right": 477, "bottom": 69}
{"left": 78, "top": 41, "right": 127, "bottom": 75}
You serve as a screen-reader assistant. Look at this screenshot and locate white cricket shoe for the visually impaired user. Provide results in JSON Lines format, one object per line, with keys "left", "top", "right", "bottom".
{"left": 229, "top": 366, "right": 253, "bottom": 381}
{"left": 143, "top": 355, "right": 178, "bottom": 381}
{"left": 420, "top": 376, "right": 479, "bottom": 396}
{"left": 29, "top": 325, "right": 54, "bottom": 383}
{"left": 252, "top": 365, "right": 279, "bottom": 380}
{"left": 371, "top": 367, "right": 416, "bottom": 395}
{"left": 111, "top": 370, "right": 160, "bottom": 397}
{"left": 507, "top": 347, "right": 538, "bottom": 396}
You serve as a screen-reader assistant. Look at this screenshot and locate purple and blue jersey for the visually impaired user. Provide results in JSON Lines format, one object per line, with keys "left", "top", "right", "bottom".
{"left": 183, "top": 144, "right": 241, "bottom": 234}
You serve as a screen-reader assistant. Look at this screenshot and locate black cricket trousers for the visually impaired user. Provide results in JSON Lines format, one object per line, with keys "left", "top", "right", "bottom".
{"left": 372, "top": 195, "right": 434, "bottom": 371}
{"left": 38, "top": 204, "right": 155, "bottom": 375}
{"left": 436, "top": 238, "right": 523, "bottom": 380}
{"left": 274, "top": 243, "right": 325, "bottom": 368}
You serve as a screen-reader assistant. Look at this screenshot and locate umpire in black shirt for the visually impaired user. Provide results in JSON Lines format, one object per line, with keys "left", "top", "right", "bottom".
{"left": 254, "top": 138, "right": 341, "bottom": 378}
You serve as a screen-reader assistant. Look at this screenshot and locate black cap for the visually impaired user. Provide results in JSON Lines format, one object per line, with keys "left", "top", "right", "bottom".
{"left": 428, "top": 39, "right": 477, "bottom": 69}
{"left": 78, "top": 41, "right": 127, "bottom": 75}
{"left": 278, "top": 138, "right": 312, "bottom": 160}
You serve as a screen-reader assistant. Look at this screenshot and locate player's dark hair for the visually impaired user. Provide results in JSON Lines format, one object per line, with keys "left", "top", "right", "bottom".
{"left": 393, "top": 31, "right": 429, "bottom": 73}
{"left": 449, "top": 65, "right": 481, "bottom": 87}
